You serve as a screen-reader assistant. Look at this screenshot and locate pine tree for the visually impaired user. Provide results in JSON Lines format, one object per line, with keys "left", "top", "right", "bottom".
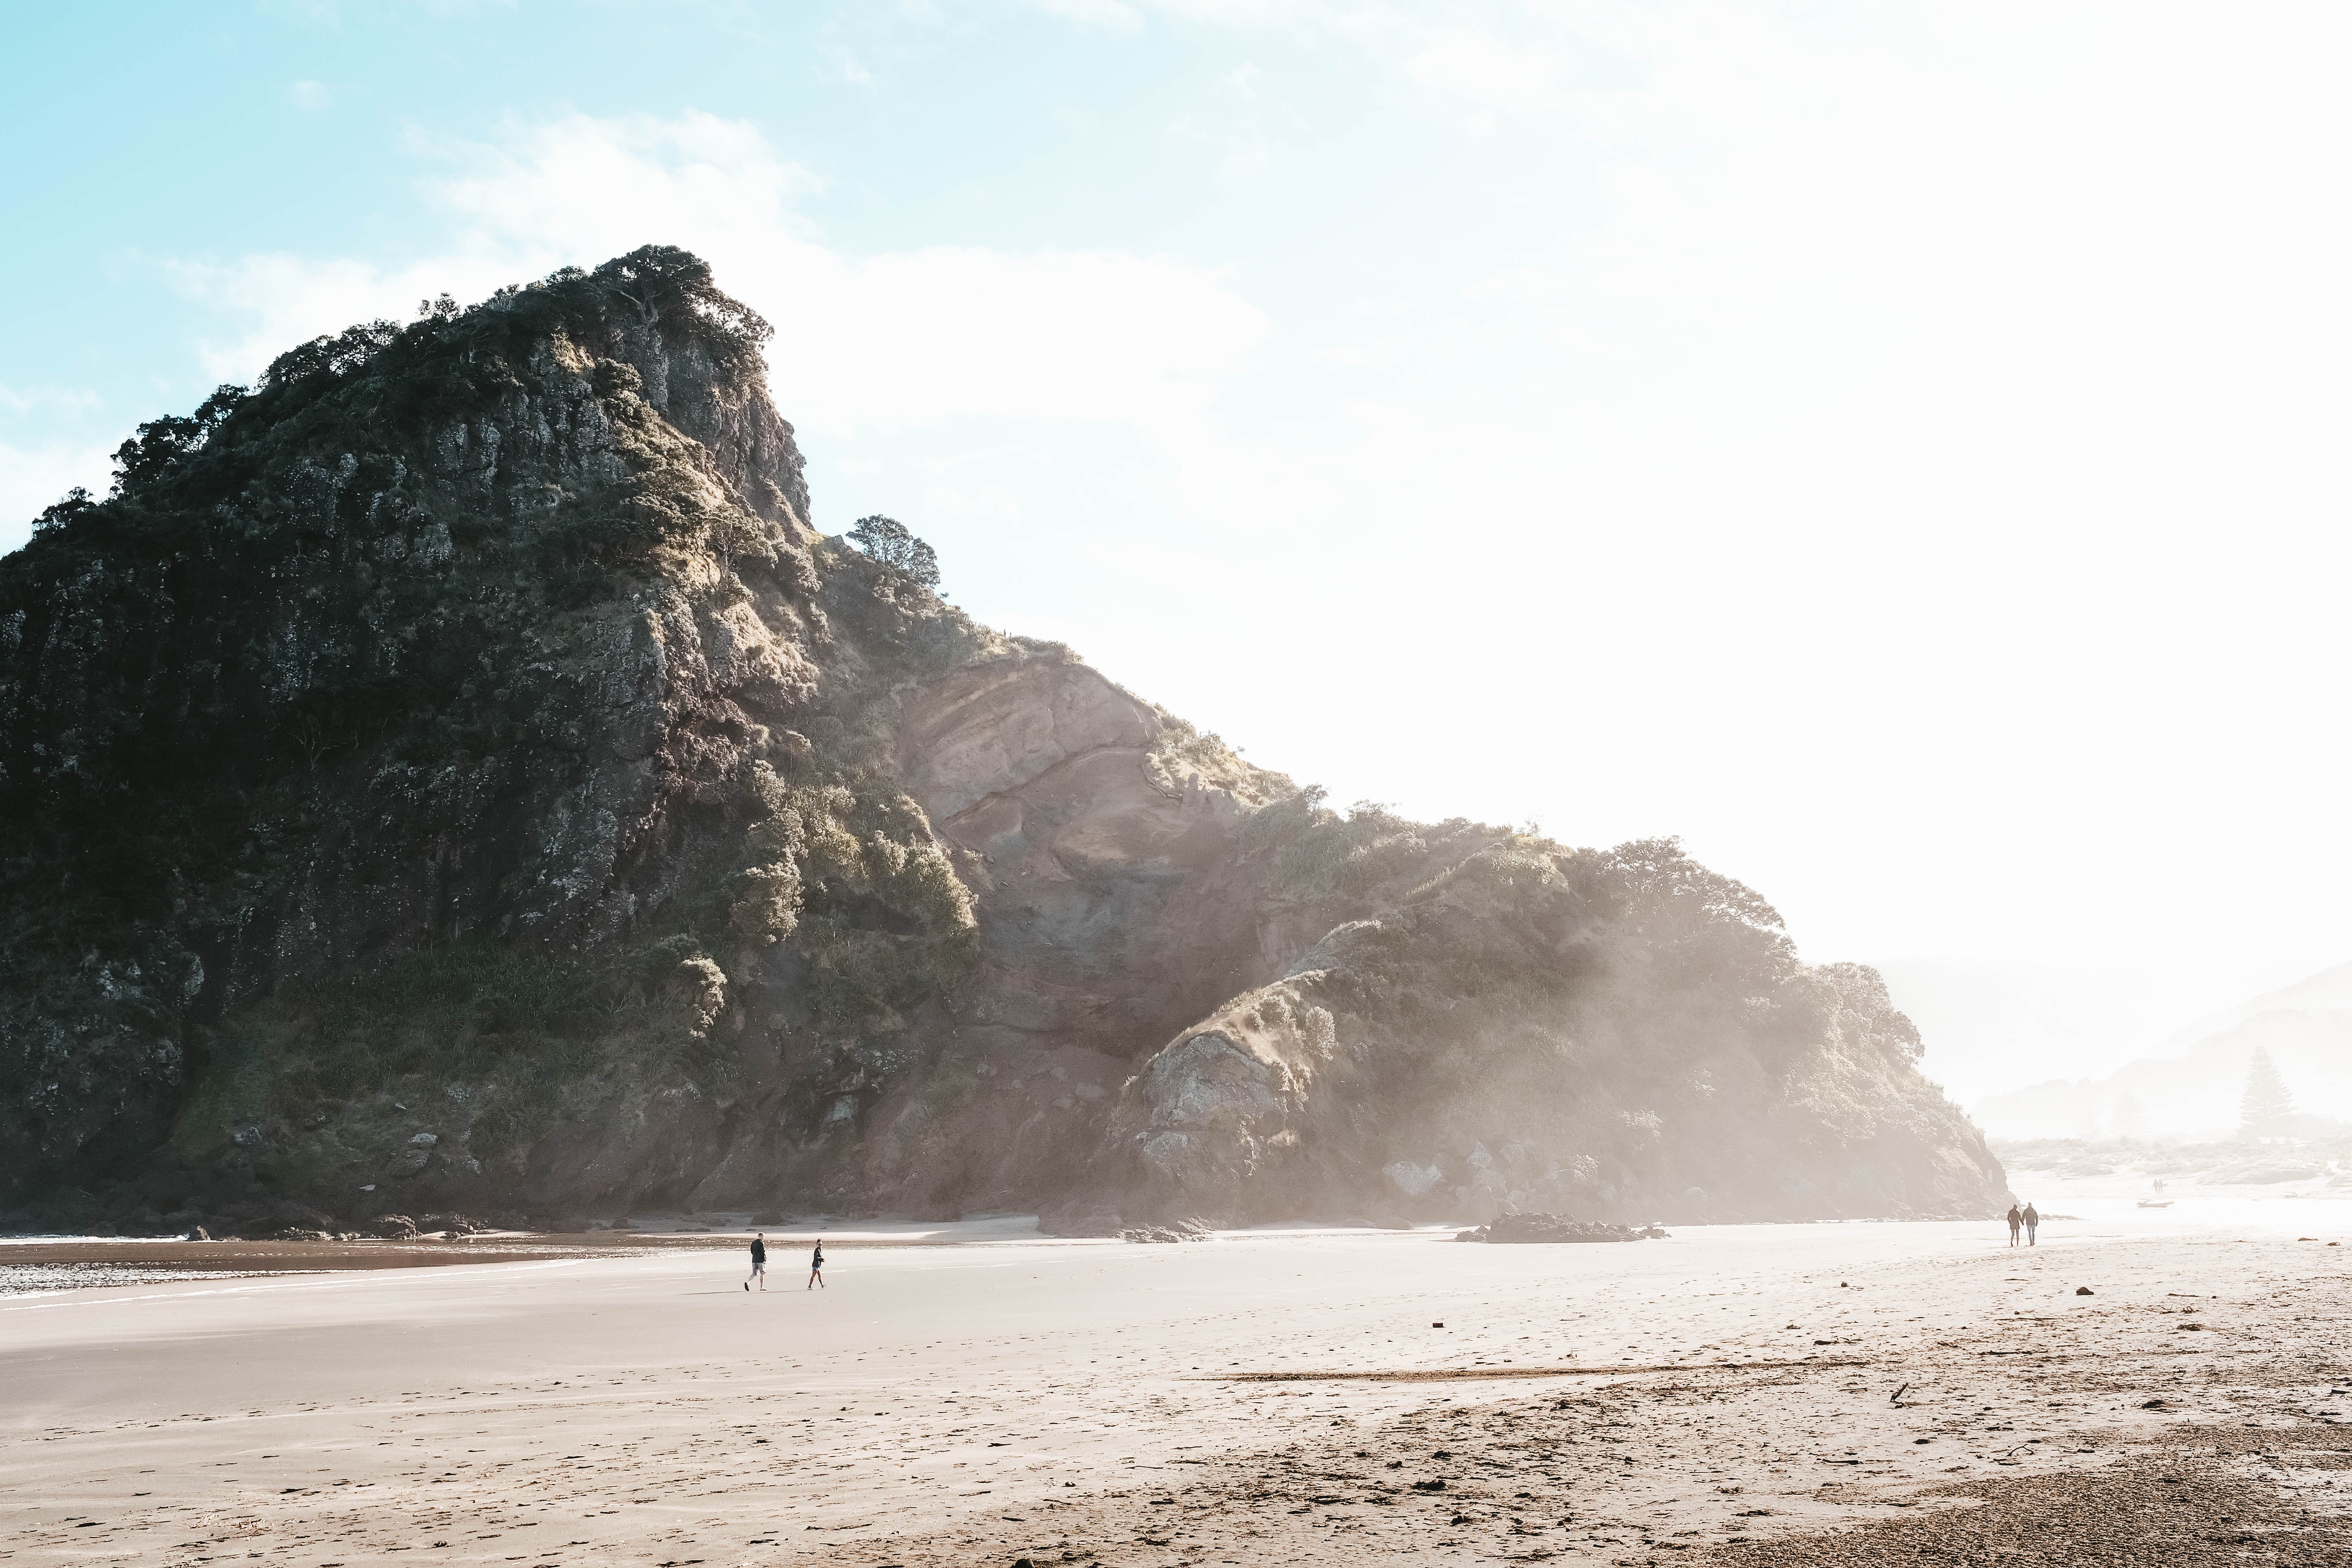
{"left": 2238, "top": 1046, "right": 2295, "bottom": 1141}
{"left": 2112, "top": 1094, "right": 2152, "bottom": 1142}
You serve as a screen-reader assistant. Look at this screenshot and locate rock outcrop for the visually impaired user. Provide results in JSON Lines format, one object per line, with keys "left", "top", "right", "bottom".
{"left": 0, "top": 247, "right": 2008, "bottom": 1232}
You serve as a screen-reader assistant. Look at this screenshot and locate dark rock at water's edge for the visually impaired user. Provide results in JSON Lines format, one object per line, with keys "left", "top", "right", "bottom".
{"left": 1120, "top": 1218, "right": 1213, "bottom": 1244}
{"left": 0, "top": 246, "right": 2011, "bottom": 1231}
{"left": 1455, "top": 1213, "right": 1668, "bottom": 1244}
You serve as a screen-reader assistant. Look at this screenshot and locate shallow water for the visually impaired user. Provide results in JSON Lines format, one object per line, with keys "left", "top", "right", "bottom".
{"left": 0, "top": 1261, "right": 312, "bottom": 1298}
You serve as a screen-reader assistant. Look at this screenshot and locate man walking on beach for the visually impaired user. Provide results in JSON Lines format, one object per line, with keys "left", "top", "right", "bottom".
{"left": 746, "top": 1232, "right": 767, "bottom": 1291}
{"left": 2023, "top": 1203, "right": 2040, "bottom": 1246}
{"left": 2006, "top": 1203, "right": 2023, "bottom": 1247}
{"left": 808, "top": 1238, "right": 825, "bottom": 1290}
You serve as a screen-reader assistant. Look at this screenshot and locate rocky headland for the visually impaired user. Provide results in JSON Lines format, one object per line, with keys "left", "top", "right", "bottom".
{"left": 0, "top": 247, "right": 2007, "bottom": 1236}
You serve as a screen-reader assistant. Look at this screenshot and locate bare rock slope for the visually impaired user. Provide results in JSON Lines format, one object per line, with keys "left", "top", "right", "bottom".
{"left": 0, "top": 247, "right": 2005, "bottom": 1233}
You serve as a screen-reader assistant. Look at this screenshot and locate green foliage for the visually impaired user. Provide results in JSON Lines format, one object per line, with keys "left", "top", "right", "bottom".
{"left": 1241, "top": 782, "right": 1337, "bottom": 857}
{"left": 1144, "top": 712, "right": 1297, "bottom": 804}
{"left": 29, "top": 485, "right": 96, "bottom": 537}
{"left": 1271, "top": 800, "right": 1437, "bottom": 900}
{"left": 1575, "top": 836, "right": 1786, "bottom": 938}
{"left": 356, "top": 946, "right": 585, "bottom": 1035}
{"left": 1815, "top": 961, "right": 1924, "bottom": 1062}
{"left": 0, "top": 238, "right": 1010, "bottom": 1206}
{"left": 773, "top": 779, "right": 977, "bottom": 1037}
{"left": 260, "top": 1133, "right": 347, "bottom": 1191}
{"left": 166, "top": 1030, "right": 270, "bottom": 1160}
{"left": 801, "top": 922, "right": 978, "bottom": 1038}
{"left": 847, "top": 514, "right": 941, "bottom": 586}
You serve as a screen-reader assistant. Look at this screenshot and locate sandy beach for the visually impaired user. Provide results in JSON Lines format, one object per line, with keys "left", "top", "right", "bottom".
{"left": 6, "top": 1193, "right": 2352, "bottom": 1566}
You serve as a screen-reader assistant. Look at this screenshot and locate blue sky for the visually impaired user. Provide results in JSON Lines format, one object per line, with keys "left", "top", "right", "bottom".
{"left": 3, "top": 3, "right": 1588, "bottom": 476}
{"left": 9, "top": 2, "right": 2352, "bottom": 1102}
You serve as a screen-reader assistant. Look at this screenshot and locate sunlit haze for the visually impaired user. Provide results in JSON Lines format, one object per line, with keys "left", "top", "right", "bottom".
{"left": 6, "top": 3, "right": 2347, "bottom": 1104}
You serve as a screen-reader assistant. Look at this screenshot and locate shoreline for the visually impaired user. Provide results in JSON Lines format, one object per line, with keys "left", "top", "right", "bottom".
{"left": 7, "top": 1214, "right": 2350, "bottom": 1563}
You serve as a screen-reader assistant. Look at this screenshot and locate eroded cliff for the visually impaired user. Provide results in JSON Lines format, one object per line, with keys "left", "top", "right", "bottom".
{"left": 0, "top": 247, "right": 2006, "bottom": 1234}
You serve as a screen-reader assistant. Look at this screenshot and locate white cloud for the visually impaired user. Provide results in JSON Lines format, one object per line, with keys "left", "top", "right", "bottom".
{"left": 0, "top": 390, "right": 111, "bottom": 550}
{"left": 167, "top": 251, "right": 515, "bottom": 383}
{"left": 1165, "top": 60, "right": 1279, "bottom": 177}
{"left": 0, "top": 385, "right": 100, "bottom": 415}
{"left": 1024, "top": 0, "right": 1145, "bottom": 29}
{"left": 1142, "top": 0, "right": 1579, "bottom": 116}
{"left": 820, "top": 46, "right": 876, "bottom": 87}
{"left": 168, "top": 112, "right": 1268, "bottom": 441}
{"left": 286, "top": 79, "right": 332, "bottom": 111}
{"left": 1036, "top": 0, "right": 2352, "bottom": 980}
{"left": 1403, "top": 24, "right": 1564, "bottom": 114}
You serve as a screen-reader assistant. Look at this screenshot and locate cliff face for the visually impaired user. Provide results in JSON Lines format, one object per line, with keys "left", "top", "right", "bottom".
{"left": 0, "top": 248, "right": 2007, "bottom": 1234}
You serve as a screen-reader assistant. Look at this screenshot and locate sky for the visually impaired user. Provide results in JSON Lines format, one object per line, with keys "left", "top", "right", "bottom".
{"left": 5, "top": 2, "right": 2349, "bottom": 1105}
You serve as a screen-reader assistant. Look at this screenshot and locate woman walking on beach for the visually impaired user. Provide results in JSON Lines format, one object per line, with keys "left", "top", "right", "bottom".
{"left": 808, "top": 1238, "right": 825, "bottom": 1290}
{"left": 2006, "top": 1203, "right": 2023, "bottom": 1247}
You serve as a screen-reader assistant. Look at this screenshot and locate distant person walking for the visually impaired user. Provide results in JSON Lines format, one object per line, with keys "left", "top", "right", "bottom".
{"left": 2023, "top": 1203, "right": 2040, "bottom": 1246}
{"left": 808, "top": 1238, "right": 826, "bottom": 1291}
{"left": 745, "top": 1232, "right": 767, "bottom": 1292}
{"left": 2006, "top": 1203, "right": 2023, "bottom": 1247}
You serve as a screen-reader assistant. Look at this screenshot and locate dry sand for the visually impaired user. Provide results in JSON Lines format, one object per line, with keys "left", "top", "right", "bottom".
{"left": 5, "top": 1208, "right": 2352, "bottom": 1566}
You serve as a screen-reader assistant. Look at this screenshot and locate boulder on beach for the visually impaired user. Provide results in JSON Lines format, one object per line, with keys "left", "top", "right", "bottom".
{"left": 364, "top": 1213, "right": 421, "bottom": 1240}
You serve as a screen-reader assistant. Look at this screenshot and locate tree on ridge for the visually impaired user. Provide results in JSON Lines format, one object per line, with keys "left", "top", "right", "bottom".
{"left": 848, "top": 514, "right": 940, "bottom": 587}
{"left": 2237, "top": 1046, "right": 2294, "bottom": 1141}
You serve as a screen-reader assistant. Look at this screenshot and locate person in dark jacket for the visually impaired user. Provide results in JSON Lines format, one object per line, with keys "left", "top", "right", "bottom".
{"left": 2005, "top": 1204, "right": 2023, "bottom": 1247}
{"left": 808, "top": 1238, "right": 825, "bottom": 1290}
{"left": 2023, "top": 1203, "right": 2040, "bottom": 1246}
{"left": 745, "top": 1232, "right": 767, "bottom": 1291}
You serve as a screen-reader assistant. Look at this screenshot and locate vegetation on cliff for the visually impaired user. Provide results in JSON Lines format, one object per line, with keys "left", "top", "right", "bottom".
{"left": 0, "top": 248, "right": 2004, "bottom": 1234}
{"left": 1086, "top": 821, "right": 1992, "bottom": 1225}
{"left": 0, "top": 247, "right": 994, "bottom": 1224}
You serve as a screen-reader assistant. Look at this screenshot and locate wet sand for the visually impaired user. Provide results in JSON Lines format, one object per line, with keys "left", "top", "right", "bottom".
{"left": 0, "top": 1225, "right": 1012, "bottom": 1300}
{"left": 0, "top": 1239, "right": 619, "bottom": 1298}
{"left": 4, "top": 1216, "right": 2350, "bottom": 1565}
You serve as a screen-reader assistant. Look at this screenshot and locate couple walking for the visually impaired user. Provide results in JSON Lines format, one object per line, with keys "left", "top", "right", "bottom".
{"left": 2005, "top": 1202, "right": 2040, "bottom": 1246}
{"left": 744, "top": 1231, "right": 825, "bottom": 1290}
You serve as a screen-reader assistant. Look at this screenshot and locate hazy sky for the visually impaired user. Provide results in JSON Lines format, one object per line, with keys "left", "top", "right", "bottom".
{"left": 6, "top": 3, "right": 2348, "bottom": 1047}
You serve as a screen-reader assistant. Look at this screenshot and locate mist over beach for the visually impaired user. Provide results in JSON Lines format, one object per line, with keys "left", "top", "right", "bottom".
{"left": 5, "top": 5, "right": 2351, "bottom": 1564}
